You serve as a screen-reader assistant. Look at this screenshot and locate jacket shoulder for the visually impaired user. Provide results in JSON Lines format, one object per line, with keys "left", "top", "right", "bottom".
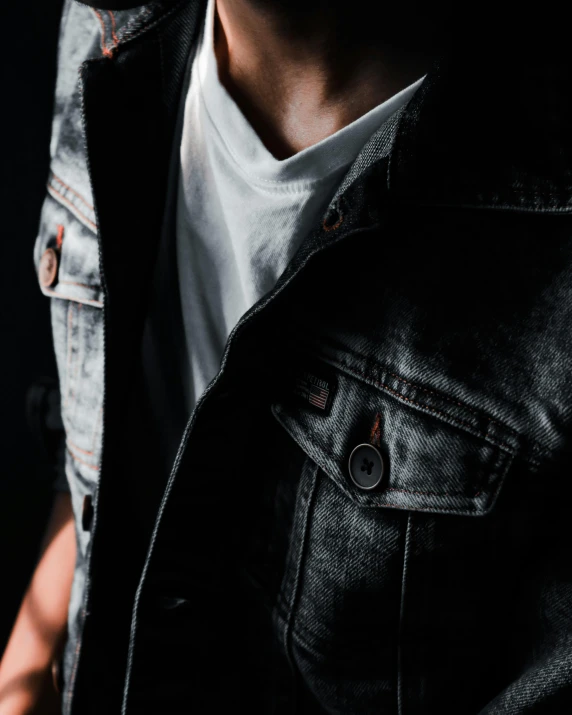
{"left": 49, "top": 1, "right": 172, "bottom": 226}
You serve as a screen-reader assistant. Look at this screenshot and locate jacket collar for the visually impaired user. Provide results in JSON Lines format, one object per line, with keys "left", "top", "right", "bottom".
{"left": 390, "top": 48, "right": 572, "bottom": 214}
{"left": 96, "top": 0, "right": 572, "bottom": 220}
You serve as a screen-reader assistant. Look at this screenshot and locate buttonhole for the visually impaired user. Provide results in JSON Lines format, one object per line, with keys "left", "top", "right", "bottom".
{"left": 369, "top": 412, "right": 382, "bottom": 448}
{"left": 322, "top": 202, "right": 344, "bottom": 232}
{"left": 55, "top": 224, "right": 64, "bottom": 251}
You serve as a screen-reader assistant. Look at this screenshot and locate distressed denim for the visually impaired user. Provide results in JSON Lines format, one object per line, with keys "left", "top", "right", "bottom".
{"left": 33, "top": 1, "right": 572, "bottom": 713}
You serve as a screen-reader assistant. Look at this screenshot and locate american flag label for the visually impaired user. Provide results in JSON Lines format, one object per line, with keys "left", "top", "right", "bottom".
{"left": 292, "top": 367, "right": 337, "bottom": 415}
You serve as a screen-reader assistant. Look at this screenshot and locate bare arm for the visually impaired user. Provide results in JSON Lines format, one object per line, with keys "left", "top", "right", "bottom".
{"left": 0, "top": 492, "right": 76, "bottom": 715}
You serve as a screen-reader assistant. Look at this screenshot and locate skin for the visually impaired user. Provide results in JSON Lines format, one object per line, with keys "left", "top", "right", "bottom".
{"left": 0, "top": 2, "right": 442, "bottom": 712}
{"left": 0, "top": 493, "right": 75, "bottom": 714}
{"left": 215, "top": 0, "right": 441, "bottom": 158}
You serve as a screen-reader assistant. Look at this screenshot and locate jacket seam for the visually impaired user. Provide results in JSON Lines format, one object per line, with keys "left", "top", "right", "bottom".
{"left": 39, "top": 286, "right": 103, "bottom": 308}
{"left": 326, "top": 351, "right": 549, "bottom": 466}
{"left": 397, "top": 514, "right": 413, "bottom": 715}
{"left": 108, "top": 11, "right": 119, "bottom": 49}
{"left": 91, "top": 8, "right": 114, "bottom": 58}
{"left": 302, "top": 354, "right": 519, "bottom": 456}
{"left": 311, "top": 339, "right": 520, "bottom": 440}
{"left": 67, "top": 439, "right": 95, "bottom": 458}
{"left": 282, "top": 460, "right": 320, "bottom": 707}
{"left": 67, "top": 447, "right": 100, "bottom": 472}
{"left": 59, "top": 280, "right": 100, "bottom": 290}
{"left": 50, "top": 174, "right": 94, "bottom": 211}
{"left": 47, "top": 184, "right": 98, "bottom": 233}
{"left": 114, "top": 1, "right": 190, "bottom": 50}
{"left": 63, "top": 301, "right": 76, "bottom": 410}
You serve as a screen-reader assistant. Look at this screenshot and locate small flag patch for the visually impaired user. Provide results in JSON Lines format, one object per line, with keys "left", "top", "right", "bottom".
{"left": 292, "top": 366, "right": 337, "bottom": 415}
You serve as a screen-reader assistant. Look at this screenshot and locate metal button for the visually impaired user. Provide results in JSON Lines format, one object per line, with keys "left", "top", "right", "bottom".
{"left": 348, "top": 443, "right": 385, "bottom": 490}
{"left": 39, "top": 247, "right": 59, "bottom": 288}
{"left": 82, "top": 494, "right": 94, "bottom": 532}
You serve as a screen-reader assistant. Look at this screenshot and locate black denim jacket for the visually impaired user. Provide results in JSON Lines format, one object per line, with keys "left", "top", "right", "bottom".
{"left": 33, "top": 1, "right": 572, "bottom": 712}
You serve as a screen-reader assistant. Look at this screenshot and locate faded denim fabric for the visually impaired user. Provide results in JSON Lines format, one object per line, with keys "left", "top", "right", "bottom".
{"left": 33, "top": 1, "right": 572, "bottom": 713}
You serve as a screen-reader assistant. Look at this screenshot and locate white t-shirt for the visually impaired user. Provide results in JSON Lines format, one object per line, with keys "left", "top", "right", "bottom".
{"left": 140, "top": 0, "right": 425, "bottom": 472}
{"left": 173, "top": 0, "right": 424, "bottom": 412}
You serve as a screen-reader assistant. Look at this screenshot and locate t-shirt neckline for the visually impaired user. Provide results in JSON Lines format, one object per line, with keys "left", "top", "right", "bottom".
{"left": 195, "top": 0, "right": 425, "bottom": 187}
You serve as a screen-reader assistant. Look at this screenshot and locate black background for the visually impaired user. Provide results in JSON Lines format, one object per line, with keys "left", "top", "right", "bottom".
{"left": 0, "top": 0, "right": 64, "bottom": 653}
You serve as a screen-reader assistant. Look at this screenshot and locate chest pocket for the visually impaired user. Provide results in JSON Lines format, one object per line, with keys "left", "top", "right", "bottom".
{"left": 268, "top": 353, "right": 520, "bottom": 711}
{"left": 34, "top": 188, "right": 104, "bottom": 479}
{"left": 272, "top": 353, "right": 519, "bottom": 517}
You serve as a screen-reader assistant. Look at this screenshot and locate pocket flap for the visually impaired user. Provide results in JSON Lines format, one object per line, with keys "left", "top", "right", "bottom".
{"left": 271, "top": 356, "right": 518, "bottom": 517}
{"left": 34, "top": 189, "right": 103, "bottom": 308}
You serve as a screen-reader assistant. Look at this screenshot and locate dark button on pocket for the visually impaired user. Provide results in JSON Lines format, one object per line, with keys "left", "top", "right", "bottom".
{"left": 82, "top": 494, "right": 94, "bottom": 532}
{"left": 348, "top": 444, "right": 385, "bottom": 490}
{"left": 39, "top": 248, "right": 59, "bottom": 288}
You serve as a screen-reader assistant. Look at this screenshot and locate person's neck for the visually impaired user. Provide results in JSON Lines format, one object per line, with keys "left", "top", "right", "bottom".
{"left": 214, "top": 0, "right": 435, "bottom": 159}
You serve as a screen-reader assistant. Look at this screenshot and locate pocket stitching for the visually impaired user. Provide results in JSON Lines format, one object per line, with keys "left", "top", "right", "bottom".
{"left": 312, "top": 338, "right": 519, "bottom": 435}
{"left": 312, "top": 353, "right": 519, "bottom": 457}
{"left": 272, "top": 404, "right": 513, "bottom": 515}
{"left": 277, "top": 412, "right": 507, "bottom": 501}
{"left": 40, "top": 287, "right": 103, "bottom": 308}
{"left": 47, "top": 174, "right": 97, "bottom": 233}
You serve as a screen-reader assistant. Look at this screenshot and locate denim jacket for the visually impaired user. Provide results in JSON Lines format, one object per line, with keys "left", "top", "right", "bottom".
{"left": 33, "top": 1, "right": 572, "bottom": 712}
